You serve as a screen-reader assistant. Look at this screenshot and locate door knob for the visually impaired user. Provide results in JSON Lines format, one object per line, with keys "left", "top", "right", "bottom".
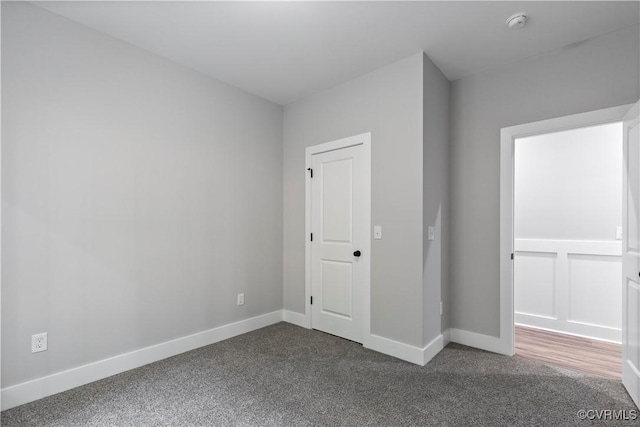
{"left": 353, "top": 250, "right": 361, "bottom": 257}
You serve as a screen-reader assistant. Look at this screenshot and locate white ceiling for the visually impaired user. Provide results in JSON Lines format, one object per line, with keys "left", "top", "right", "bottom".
{"left": 35, "top": 1, "right": 639, "bottom": 106}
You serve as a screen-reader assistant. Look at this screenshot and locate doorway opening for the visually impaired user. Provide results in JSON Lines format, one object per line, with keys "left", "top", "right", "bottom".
{"left": 513, "top": 122, "right": 623, "bottom": 379}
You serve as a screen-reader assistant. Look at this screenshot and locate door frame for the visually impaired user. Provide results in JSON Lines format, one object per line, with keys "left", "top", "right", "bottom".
{"left": 304, "top": 132, "right": 372, "bottom": 342}
{"left": 500, "top": 105, "right": 632, "bottom": 356}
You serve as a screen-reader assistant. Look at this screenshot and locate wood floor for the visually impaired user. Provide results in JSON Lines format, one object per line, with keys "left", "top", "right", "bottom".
{"left": 515, "top": 325, "right": 622, "bottom": 380}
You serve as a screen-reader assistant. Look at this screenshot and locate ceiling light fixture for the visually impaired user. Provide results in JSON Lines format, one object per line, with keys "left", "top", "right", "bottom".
{"left": 506, "top": 12, "right": 528, "bottom": 29}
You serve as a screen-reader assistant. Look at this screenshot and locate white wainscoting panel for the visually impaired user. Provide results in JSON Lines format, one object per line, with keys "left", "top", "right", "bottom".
{"left": 514, "top": 239, "right": 622, "bottom": 343}
{"left": 514, "top": 251, "right": 557, "bottom": 319}
{"left": 568, "top": 254, "right": 622, "bottom": 330}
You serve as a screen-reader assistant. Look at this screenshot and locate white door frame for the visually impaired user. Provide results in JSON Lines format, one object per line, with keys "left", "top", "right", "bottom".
{"left": 304, "top": 132, "right": 371, "bottom": 342}
{"left": 0, "top": 1, "right": 2, "bottom": 408}
{"left": 622, "top": 101, "right": 640, "bottom": 405}
{"left": 500, "top": 105, "right": 632, "bottom": 356}
{"left": 0, "top": 2, "right": 3, "bottom": 409}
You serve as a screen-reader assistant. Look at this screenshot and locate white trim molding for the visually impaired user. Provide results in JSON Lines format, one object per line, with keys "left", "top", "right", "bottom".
{"left": 365, "top": 333, "right": 444, "bottom": 366}
{"left": 515, "top": 324, "right": 621, "bottom": 345}
{"left": 1, "top": 311, "right": 283, "bottom": 411}
{"left": 280, "top": 312, "right": 445, "bottom": 366}
{"left": 442, "top": 329, "right": 451, "bottom": 346}
{"left": 282, "top": 310, "right": 310, "bottom": 329}
{"left": 448, "top": 328, "right": 512, "bottom": 355}
{"left": 500, "top": 104, "right": 632, "bottom": 357}
{"left": 4, "top": 309, "right": 446, "bottom": 410}
{"left": 421, "top": 334, "right": 446, "bottom": 365}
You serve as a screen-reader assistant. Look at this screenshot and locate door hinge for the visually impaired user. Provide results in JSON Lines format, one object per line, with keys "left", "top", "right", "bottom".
{"left": 310, "top": 296, "right": 313, "bottom": 305}
{"left": 511, "top": 253, "right": 514, "bottom": 260}
{"left": 307, "top": 168, "right": 313, "bottom": 178}
{"left": 310, "top": 233, "right": 313, "bottom": 241}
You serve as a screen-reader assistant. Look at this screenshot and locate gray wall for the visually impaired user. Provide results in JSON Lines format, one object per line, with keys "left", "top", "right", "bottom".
{"left": 284, "top": 53, "right": 425, "bottom": 347}
{"left": 422, "top": 54, "right": 450, "bottom": 345}
{"left": 2, "top": 2, "right": 283, "bottom": 387}
{"left": 450, "top": 24, "right": 640, "bottom": 337}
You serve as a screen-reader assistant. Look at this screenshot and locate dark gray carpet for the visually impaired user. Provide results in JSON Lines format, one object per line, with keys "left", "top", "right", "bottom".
{"left": 2, "top": 322, "right": 637, "bottom": 426}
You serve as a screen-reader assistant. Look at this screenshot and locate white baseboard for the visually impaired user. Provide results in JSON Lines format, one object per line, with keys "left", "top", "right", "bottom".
{"left": 282, "top": 311, "right": 444, "bottom": 365}
{"left": 1, "top": 310, "right": 283, "bottom": 411}
{"left": 282, "top": 310, "right": 310, "bottom": 329}
{"left": 515, "top": 322, "right": 621, "bottom": 344}
{"left": 281, "top": 310, "right": 446, "bottom": 366}
{"left": 448, "top": 328, "right": 511, "bottom": 356}
{"left": 2, "top": 313, "right": 505, "bottom": 411}
{"left": 365, "top": 333, "right": 444, "bottom": 366}
{"left": 422, "top": 334, "right": 445, "bottom": 365}
{"left": 442, "top": 328, "right": 451, "bottom": 345}
{"left": 514, "top": 314, "right": 622, "bottom": 344}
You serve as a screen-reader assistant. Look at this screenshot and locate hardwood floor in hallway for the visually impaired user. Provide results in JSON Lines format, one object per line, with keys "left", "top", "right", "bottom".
{"left": 515, "top": 325, "right": 622, "bottom": 380}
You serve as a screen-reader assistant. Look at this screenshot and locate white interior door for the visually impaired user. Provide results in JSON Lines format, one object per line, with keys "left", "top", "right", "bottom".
{"left": 310, "top": 143, "right": 367, "bottom": 343}
{"left": 623, "top": 101, "right": 640, "bottom": 407}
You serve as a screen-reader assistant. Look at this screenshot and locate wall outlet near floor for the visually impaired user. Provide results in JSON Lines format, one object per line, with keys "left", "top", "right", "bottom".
{"left": 237, "top": 293, "right": 245, "bottom": 306}
{"left": 428, "top": 226, "right": 435, "bottom": 241}
{"left": 616, "top": 226, "right": 623, "bottom": 240}
{"left": 32, "top": 332, "right": 48, "bottom": 353}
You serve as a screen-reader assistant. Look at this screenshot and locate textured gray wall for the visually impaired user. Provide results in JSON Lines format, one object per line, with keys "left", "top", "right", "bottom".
{"left": 422, "top": 54, "right": 450, "bottom": 345}
{"left": 283, "top": 53, "right": 425, "bottom": 347}
{"left": 450, "top": 24, "right": 640, "bottom": 337}
{"left": 2, "top": 3, "right": 283, "bottom": 387}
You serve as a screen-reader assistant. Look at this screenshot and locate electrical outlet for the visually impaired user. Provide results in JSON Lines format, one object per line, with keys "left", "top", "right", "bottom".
{"left": 616, "top": 226, "right": 623, "bottom": 240}
{"left": 237, "top": 293, "right": 245, "bottom": 306}
{"left": 32, "top": 332, "right": 48, "bottom": 353}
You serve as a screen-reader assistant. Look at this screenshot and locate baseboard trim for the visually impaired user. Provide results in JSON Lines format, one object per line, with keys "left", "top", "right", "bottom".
{"left": 281, "top": 312, "right": 444, "bottom": 365}
{"left": 422, "top": 334, "right": 445, "bottom": 365}
{"left": 365, "top": 333, "right": 444, "bottom": 366}
{"left": 442, "top": 328, "right": 451, "bottom": 345}
{"left": 1, "top": 310, "right": 283, "bottom": 411}
{"left": 448, "top": 328, "right": 511, "bottom": 355}
{"left": 282, "top": 310, "right": 309, "bottom": 329}
{"left": 514, "top": 316, "right": 622, "bottom": 344}
{"left": 515, "top": 322, "right": 621, "bottom": 344}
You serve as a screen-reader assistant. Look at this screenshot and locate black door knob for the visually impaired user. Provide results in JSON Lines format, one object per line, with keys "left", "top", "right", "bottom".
{"left": 353, "top": 250, "right": 361, "bottom": 257}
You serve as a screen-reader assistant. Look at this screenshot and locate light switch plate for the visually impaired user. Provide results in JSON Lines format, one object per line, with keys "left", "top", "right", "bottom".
{"left": 428, "top": 226, "right": 435, "bottom": 241}
{"left": 374, "top": 226, "right": 382, "bottom": 240}
{"left": 616, "top": 226, "right": 623, "bottom": 240}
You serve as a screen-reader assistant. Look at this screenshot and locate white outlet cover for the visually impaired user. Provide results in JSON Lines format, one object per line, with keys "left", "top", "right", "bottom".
{"left": 374, "top": 226, "right": 382, "bottom": 240}
{"left": 428, "top": 226, "right": 435, "bottom": 241}
{"left": 616, "top": 226, "right": 623, "bottom": 240}
{"left": 237, "top": 293, "right": 245, "bottom": 306}
{"left": 32, "top": 332, "right": 48, "bottom": 353}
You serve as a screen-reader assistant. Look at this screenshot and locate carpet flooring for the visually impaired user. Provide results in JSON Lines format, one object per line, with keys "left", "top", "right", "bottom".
{"left": 2, "top": 322, "right": 637, "bottom": 426}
